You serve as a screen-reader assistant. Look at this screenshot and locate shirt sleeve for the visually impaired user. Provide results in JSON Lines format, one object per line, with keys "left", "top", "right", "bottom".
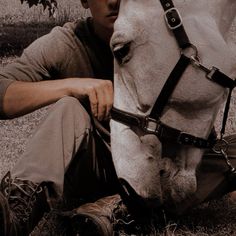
{"left": 0, "top": 24, "right": 76, "bottom": 119}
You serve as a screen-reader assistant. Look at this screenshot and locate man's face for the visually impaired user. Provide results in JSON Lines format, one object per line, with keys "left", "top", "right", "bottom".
{"left": 82, "top": 0, "right": 120, "bottom": 32}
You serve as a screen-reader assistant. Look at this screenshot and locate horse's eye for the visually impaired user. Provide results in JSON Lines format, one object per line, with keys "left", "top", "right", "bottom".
{"left": 113, "top": 43, "right": 131, "bottom": 65}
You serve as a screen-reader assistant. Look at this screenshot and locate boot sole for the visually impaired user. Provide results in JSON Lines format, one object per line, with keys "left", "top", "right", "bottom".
{"left": 0, "top": 192, "right": 10, "bottom": 236}
{"left": 68, "top": 213, "right": 113, "bottom": 236}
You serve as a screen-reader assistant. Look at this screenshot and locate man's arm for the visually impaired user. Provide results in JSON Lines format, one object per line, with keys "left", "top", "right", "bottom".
{"left": 3, "top": 78, "right": 113, "bottom": 121}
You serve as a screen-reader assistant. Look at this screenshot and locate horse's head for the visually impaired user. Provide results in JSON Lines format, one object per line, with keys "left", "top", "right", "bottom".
{"left": 110, "top": 0, "right": 236, "bottom": 211}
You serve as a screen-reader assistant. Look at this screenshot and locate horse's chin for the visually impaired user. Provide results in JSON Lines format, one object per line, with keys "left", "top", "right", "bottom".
{"left": 111, "top": 123, "right": 200, "bottom": 212}
{"left": 159, "top": 159, "right": 198, "bottom": 205}
{"left": 161, "top": 170, "right": 197, "bottom": 211}
{"left": 118, "top": 178, "right": 163, "bottom": 213}
{"left": 119, "top": 168, "right": 197, "bottom": 213}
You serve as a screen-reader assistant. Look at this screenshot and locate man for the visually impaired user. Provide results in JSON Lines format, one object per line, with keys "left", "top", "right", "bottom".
{"left": 0, "top": 0, "right": 122, "bottom": 235}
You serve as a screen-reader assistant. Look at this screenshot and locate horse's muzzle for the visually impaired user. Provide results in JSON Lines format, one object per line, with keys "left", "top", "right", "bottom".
{"left": 118, "top": 178, "right": 162, "bottom": 220}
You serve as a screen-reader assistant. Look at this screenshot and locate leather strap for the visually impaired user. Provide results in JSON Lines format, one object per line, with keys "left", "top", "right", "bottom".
{"left": 150, "top": 54, "right": 191, "bottom": 118}
{"left": 111, "top": 107, "right": 142, "bottom": 128}
{"left": 111, "top": 107, "right": 216, "bottom": 148}
{"left": 207, "top": 67, "right": 236, "bottom": 89}
{"left": 159, "top": 0, "right": 191, "bottom": 49}
{"left": 220, "top": 88, "right": 233, "bottom": 138}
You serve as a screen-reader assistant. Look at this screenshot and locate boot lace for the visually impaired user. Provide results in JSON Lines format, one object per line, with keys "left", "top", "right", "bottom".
{"left": 2, "top": 174, "right": 43, "bottom": 225}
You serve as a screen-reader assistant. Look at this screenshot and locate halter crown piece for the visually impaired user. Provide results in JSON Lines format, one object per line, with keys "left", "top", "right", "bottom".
{"left": 111, "top": 0, "right": 236, "bottom": 173}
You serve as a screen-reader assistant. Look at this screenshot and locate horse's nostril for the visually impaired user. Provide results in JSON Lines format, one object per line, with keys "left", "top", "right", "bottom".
{"left": 113, "top": 42, "right": 131, "bottom": 65}
{"left": 160, "top": 170, "right": 165, "bottom": 177}
{"left": 160, "top": 169, "right": 170, "bottom": 178}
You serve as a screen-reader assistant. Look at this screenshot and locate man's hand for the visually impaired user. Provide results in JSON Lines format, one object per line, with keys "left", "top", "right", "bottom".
{"left": 68, "top": 78, "right": 113, "bottom": 121}
{"left": 3, "top": 78, "right": 113, "bottom": 120}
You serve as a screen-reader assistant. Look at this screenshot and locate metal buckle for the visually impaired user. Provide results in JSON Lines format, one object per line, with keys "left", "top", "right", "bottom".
{"left": 206, "top": 66, "right": 219, "bottom": 80}
{"left": 164, "top": 7, "right": 183, "bottom": 30}
{"left": 143, "top": 117, "right": 160, "bottom": 134}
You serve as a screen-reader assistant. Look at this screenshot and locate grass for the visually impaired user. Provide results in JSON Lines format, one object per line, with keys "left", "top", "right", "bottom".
{"left": 1, "top": 2, "right": 236, "bottom": 235}
{"left": 113, "top": 196, "right": 236, "bottom": 235}
{"left": 0, "top": 0, "right": 88, "bottom": 24}
{"left": 0, "top": 0, "right": 89, "bottom": 56}
{"left": 0, "top": 23, "right": 56, "bottom": 56}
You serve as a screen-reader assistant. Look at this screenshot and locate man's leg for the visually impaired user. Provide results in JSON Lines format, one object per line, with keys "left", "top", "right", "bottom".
{"left": 12, "top": 96, "right": 93, "bottom": 196}
{"left": 0, "top": 96, "right": 111, "bottom": 236}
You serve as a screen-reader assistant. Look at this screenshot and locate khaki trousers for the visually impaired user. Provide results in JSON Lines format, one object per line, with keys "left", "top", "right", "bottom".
{"left": 12, "top": 97, "right": 115, "bottom": 203}
{"left": 11, "top": 96, "right": 236, "bottom": 207}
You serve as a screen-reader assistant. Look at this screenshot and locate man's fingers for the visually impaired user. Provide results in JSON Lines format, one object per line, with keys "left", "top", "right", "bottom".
{"left": 104, "top": 81, "right": 114, "bottom": 118}
{"left": 88, "top": 88, "right": 98, "bottom": 118}
{"left": 96, "top": 88, "right": 106, "bottom": 121}
{"left": 95, "top": 80, "right": 113, "bottom": 121}
{"left": 73, "top": 79, "right": 113, "bottom": 120}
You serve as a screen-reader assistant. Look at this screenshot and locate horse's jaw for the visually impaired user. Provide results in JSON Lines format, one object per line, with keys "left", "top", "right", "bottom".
{"left": 110, "top": 120, "right": 205, "bottom": 212}
{"left": 110, "top": 121, "right": 163, "bottom": 200}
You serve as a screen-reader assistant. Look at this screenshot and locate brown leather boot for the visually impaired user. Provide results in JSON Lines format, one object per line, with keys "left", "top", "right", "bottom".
{"left": 0, "top": 172, "right": 50, "bottom": 236}
{"left": 65, "top": 194, "right": 129, "bottom": 236}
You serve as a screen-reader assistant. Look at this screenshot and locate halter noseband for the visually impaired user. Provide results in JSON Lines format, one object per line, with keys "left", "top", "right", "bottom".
{"left": 111, "top": 0, "right": 236, "bottom": 171}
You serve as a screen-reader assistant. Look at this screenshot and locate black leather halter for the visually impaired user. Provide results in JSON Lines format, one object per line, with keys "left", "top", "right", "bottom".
{"left": 111, "top": 0, "right": 236, "bottom": 151}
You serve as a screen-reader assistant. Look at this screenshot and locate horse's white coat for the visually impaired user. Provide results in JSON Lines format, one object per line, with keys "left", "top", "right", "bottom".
{"left": 110, "top": 0, "right": 236, "bottom": 208}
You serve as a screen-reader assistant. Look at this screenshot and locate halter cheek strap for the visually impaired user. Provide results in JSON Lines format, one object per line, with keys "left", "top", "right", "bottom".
{"left": 160, "top": 0, "right": 191, "bottom": 49}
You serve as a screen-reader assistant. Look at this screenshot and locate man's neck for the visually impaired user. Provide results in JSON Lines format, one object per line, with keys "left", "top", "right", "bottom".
{"left": 93, "top": 21, "right": 113, "bottom": 44}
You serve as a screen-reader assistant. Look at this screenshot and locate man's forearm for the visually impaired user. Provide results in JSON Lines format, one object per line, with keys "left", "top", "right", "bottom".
{"left": 3, "top": 80, "right": 70, "bottom": 118}
{"left": 3, "top": 77, "right": 113, "bottom": 120}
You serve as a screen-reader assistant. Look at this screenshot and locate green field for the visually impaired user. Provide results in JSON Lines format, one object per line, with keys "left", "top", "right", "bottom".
{"left": 1, "top": 1, "right": 236, "bottom": 235}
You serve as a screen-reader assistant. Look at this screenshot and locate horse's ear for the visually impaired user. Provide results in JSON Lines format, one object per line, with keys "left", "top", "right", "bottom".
{"left": 80, "top": 0, "right": 89, "bottom": 9}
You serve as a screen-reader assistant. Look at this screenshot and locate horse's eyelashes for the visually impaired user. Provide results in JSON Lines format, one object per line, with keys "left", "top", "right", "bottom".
{"left": 112, "top": 42, "right": 131, "bottom": 65}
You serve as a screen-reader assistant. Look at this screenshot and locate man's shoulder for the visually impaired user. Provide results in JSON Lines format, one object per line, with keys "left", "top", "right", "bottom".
{"left": 25, "top": 18, "right": 90, "bottom": 55}
{"left": 50, "top": 18, "right": 90, "bottom": 40}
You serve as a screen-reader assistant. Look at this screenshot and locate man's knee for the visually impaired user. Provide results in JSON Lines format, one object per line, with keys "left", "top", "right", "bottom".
{"left": 53, "top": 96, "right": 91, "bottom": 129}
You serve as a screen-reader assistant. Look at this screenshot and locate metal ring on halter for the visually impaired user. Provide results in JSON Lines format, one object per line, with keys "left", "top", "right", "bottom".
{"left": 180, "top": 44, "right": 199, "bottom": 60}
{"left": 221, "top": 149, "right": 235, "bottom": 172}
{"left": 212, "top": 138, "right": 229, "bottom": 154}
{"left": 190, "top": 54, "right": 202, "bottom": 68}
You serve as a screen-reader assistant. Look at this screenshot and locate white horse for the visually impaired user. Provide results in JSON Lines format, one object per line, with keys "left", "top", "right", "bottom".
{"left": 110, "top": 0, "right": 236, "bottom": 211}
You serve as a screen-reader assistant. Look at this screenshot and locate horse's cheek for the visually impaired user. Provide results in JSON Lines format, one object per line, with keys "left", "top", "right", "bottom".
{"left": 111, "top": 122, "right": 163, "bottom": 199}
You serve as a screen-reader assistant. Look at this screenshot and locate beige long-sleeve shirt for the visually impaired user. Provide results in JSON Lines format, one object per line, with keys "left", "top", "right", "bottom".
{"left": 0, "top": 18, "right": 113, "bottom": 119}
